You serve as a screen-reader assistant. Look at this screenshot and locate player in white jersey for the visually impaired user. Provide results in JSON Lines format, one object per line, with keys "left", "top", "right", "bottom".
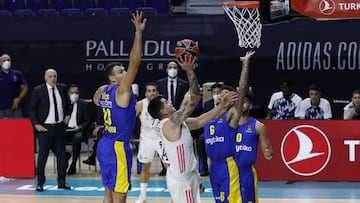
{"left": 135, "top": 82, "right": 167, "bottom": 203}
{"left": 148, "top": 56, "right": 237, "bottom": 203}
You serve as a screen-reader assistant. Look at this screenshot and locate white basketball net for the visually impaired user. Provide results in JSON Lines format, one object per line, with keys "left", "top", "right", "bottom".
{"left": 223, "top": 4, "right": 262, "bottom": 48}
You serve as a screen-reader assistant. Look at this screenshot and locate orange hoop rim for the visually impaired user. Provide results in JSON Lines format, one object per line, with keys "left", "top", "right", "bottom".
{"left": 223, "top": 1, "right": 259, "bottom": 8}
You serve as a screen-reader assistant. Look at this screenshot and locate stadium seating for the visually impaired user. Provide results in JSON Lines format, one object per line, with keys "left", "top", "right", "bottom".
{"left": 13, "top": 9, "right": 34, "bottom": 17}
{"left": 121, "top": 0, "right": 144, "bottom": 11}
{"left": 108, "top": 7, "right": 131, "bottom": 16}
{"left": 60, "top": 8, "right": 82, "bottom": 16}
{"left": 36, "top": 9, "right": 58, "bottom": 16}
{"left": 84, "top": 8, "right": 106, "bottom": 16}
{"left": 0, "top": 10, "right": 11, "bottom": 17}
{"left": 135, "top": 7, "right": 156, "bottom": 15}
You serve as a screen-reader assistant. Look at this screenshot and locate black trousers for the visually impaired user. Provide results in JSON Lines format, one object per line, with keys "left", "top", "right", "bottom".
{"left": 66, "top": 130, "right": 85, "bottom": 169}
{"left": 36, "top": 122, "right": 67, "bottom": 186}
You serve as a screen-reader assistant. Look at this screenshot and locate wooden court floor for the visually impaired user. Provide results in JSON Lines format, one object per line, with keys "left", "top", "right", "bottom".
{"left": 1, "top": 153, "right": 360, "bottom": 203}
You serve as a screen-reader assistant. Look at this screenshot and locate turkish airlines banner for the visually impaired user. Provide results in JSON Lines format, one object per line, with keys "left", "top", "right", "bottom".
{"left": 255, "top": 120, "right": 360, "bottom": 181}
{"left": 292, "top": 0, "right": 360, "bottom": 19}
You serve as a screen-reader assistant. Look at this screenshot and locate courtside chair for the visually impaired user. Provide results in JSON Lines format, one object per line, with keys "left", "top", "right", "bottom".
{"left": 97, "top": 0, "right": 120, "bottom": 10}
{"left": 3, "top": 0, "right": 25, "bottom": 12}
{"left": 121, "top": 0, "right": 143, "bottom": 11}
{"left": 50, "top": 0, "right": 71, "bottom": 10}
{"left": 73, "top": 0, "right": 95, "bottom": 10}
{"left": 26, "top": 0, "right": 49, "bottom": 11}
{"left": 59, "top": 8, "right": 82, "bottom": 16}
{"left": 36, "top": 9, "right": 58, "bottom": 16}
{"left": 108, "top": 7, "right": 131, "bottom": 16}
{"left": 84, "top": 7, "right": 106, "bottom": 16}
{"left": 146, "top": 0, "right": 169, "bottom": 14}
{"left": 13, "top": 9, "right": 34, "bottom": 17}
{"left": 135, "top": 7, "right": 155, "bottom": 15}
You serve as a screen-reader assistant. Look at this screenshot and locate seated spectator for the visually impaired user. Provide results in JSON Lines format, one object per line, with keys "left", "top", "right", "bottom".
{"left": 266, "top": 79, "right": 302, "bottom": 120}
{"left": 295, "top": 84, "right": 332, "bottom": 119}
{"left": 343, "top": 89, "right": 360, "bottom": 120}
{"left": 66, "top": 84, "right": 91, "bottom": 175}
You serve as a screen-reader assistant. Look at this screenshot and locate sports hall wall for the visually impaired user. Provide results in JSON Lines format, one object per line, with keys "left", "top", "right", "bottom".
{"left": 1, "top": 16, "right": 359, "bottom": 119}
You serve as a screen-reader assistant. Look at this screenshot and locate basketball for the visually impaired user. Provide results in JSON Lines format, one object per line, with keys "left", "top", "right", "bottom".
{"left": 174, "top": 39, "right": 200, "bottom": 61}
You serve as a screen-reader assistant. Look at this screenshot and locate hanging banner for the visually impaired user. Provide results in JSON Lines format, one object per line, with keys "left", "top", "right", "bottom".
{"left": 292, "top": 0, "right": 360, "bottom": 19}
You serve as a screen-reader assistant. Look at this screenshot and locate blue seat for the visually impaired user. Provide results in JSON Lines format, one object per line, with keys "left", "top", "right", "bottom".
{"left": 73, "top": 0, "right": 95, "bottom": 10}
{"left": 36, "top": 9, "right": 58, "bottom": 16}
{"left": 27, "top": 0, "right": 49, "bottom": 11}
{"left": 135, "top": 7, "right": 155, "bottom": 15}
{"left": 50, "top": 0, "right": 71, "bottom": 10}
{"left": 3, "top": 0, "right": 25, "bottom": 12}
{"left": 121, "top": 0, "right": 143, "bottom": 11}
{"left": 146, "top": 0, "right": 169, "bottom": 14}
{"left": 13, "top": 9, "right": 34, "bottom": 17}
{"left": 97, "top": 0, "right": 120, "bottom": 10}
{"left": 84, "top": 8, "right": 106, "bottom": 16}
{"left": 60, "top": 8, "right": 82, "bottom": 16}
{"left": 0, "top": 10, "right": 11, "bottom": 17}
{"left": 108, "top": 7, "right": 131, "bottom": 16}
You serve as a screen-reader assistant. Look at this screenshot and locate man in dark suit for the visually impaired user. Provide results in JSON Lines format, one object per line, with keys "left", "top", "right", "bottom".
{"left": 157, "top": 61, "right": 189, "bottom": 110}
{"left": 66, "top": 84, "right": 91, "bottom": 175}
{"left": 29, "top": 68, "right": 71, "bottom": 191}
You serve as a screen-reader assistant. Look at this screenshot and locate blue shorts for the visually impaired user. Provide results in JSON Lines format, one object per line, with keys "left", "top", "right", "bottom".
{"left": 97, "top": 137, "right": 133, "bottom": 193}
{"left": 210, "top": 157, "right": 241, "bottom": 203}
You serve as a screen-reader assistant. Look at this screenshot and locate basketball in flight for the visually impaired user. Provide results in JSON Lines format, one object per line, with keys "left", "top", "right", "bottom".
{"left": 174, "top": 39, "right": 200, "bottom": 61}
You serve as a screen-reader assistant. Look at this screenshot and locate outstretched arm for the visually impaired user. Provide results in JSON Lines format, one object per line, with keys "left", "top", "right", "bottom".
{"left": 227, "top": 51, "right": 255, "bottom": 128}
{"left": 118, "top": 11, "right": 147, "bottom": 94}
{"left": 257, "top": 120, "right": 274, "bottom": 160}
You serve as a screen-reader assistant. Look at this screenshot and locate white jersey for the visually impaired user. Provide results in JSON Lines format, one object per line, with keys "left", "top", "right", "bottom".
{"left": 139, "top": 98, "right": 159, "bottom": 139}
{"left": 295, "top": 97, "right": 332, "bottom": 119}
{"left": 159, "top": 118, "right": 198, "bottom": 181}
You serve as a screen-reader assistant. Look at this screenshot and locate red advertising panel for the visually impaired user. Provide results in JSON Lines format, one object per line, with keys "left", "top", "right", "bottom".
{"left": 255, "top": 120, "right": 360, "bottom": 181}
{"left": 0, "top": 119, "right": 35, "bottom": 178}
{"left": 292, "top": 0, "right": 360, "bottom": 19}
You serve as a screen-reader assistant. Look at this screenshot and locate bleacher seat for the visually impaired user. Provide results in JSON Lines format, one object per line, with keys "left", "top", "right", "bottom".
{"left": 108, "top": 7, "right": 131, "bottom": 16}
{"left": 84, "top": 8, "right": 106, "bottom": 16}
{"left": 121, "top": 0, "right": 143, "bottom": 11}
{"left": 50, "top": 0, "right": 71, "bottom": 10}
{"left": 97, "top": 0, "right": 120, "bottom": 10}
{"left": 135, "top": 7, "right": 155, "bottom": 15}
{"left": 3, "top": 0, "right": 25, "bottom": 12}
{"left": 60, "top": 8, "right": 82, "bottom": 16}
{"left": 27, "top": 0, "right": 49, "bottom": 11}
{"left": 36, "top": 9, "right": 58, "bottom": 16}
{"left": 146, "top": 0, "right": 169, "bottom": 14}
{"left": 13, "top": 9, "right": 34, "bottom": 17}
{"left": 0, "top": 10, "right": 11, "bottom": 17}
{"left": 73, "top": 0, "right": 95, "bottom": 10}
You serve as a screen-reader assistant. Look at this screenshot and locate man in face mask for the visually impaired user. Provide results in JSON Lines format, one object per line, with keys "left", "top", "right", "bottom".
{"left": 0, "top": 54, "right": 29, "bottom": 118}
{"left": 65, "top": 84, "right": 91, "bottom": 175}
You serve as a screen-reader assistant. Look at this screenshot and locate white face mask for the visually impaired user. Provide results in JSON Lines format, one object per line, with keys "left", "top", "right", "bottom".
{"left": 70, "top": 93, "right": 79, "bottom": 103}
{"left": 167, "top": 68, "right": 178, "bottom": 78}
{"left": 213, "top": 94, "right": 220, "bottom": 104}
{"left": 2, "top": 61, "right": 11, "bottom": 70}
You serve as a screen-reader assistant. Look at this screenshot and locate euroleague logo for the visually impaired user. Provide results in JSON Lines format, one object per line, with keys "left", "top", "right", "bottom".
{"left": 281, "top": 125, "right": 331, "bottom": 176}
{"left": 318, "top": 0, "right": 336, "bottom": 16}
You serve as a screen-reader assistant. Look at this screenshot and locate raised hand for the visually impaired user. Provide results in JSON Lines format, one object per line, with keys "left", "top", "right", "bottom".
{"left": 131, "top": 10, "right": 147, "bottom": 33}
{"left": 240, "top": 50, "right": 255, "bottom": 63}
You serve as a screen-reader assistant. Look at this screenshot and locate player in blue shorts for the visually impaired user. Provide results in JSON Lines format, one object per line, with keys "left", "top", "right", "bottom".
{"left": 235, "top": 90, "right": 274, "bottom": 203}
{"left": 204, "top": 51, "right": 255, "bottom": 203}
{"left": 92, "top": 11, "right": 147, "bottom": 203}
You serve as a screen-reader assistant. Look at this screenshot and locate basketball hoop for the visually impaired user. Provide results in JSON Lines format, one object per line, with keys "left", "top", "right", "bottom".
{"left": 223, "top": 1, "right": 262, "bottom": 48}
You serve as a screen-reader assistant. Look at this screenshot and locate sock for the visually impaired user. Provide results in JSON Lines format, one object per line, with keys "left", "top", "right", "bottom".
{"left": 140, "top": 183, "right": 148, "bottom": 200}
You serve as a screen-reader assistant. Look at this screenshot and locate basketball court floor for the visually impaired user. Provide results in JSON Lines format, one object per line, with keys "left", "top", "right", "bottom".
{"left": 1, "top": 153, "right": 360, "bottom": 203}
